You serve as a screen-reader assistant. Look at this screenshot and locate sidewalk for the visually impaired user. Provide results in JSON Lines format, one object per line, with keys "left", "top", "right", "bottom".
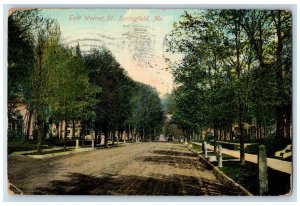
{"left": 192, "top": 142, "right": 292, "bottom": 175}
{"left": 9, "top": 142, "right": 127, "bottom": 159}
{"left": 9, "top": 146, "right": 94, "bottom": 159}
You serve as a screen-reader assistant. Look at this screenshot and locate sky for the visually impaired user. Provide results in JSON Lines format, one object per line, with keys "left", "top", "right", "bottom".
{"left": 42, "top": 9, "right": 188, "bottom": 97}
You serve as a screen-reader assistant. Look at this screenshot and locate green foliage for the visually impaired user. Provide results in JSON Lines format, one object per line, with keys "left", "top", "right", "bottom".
{"left": 84, "top": 48, "right": 164, "bottom": 142}
{"left": 215, "top": 141, "right": 241, "bottom": 150}
{"left": 128, "top": 82, "right": 164, "bottom": 139}
{"left": 8, "top": 9, "right": 165, "bottom": 149}
{"left": 245, "top": 137, "right": 292, "bottom": 158}
{"left": 8, "top": 138, "right": 37, "bottom": 154}
{"left": 84, "top": 48, "right": 129, "bottom": 131}
{"left": 166, "top": 9, "right": 292, "bottom": 143}
{"left": 45, "top": 42, "right": 99, "bottom": 125}
{"left": 8, "top": 14, "right": 34, "bottom": 97}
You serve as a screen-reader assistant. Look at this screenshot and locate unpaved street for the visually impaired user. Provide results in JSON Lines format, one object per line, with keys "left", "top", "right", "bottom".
{"left": 8, "top": 142, "right": 244, "bottom": 195}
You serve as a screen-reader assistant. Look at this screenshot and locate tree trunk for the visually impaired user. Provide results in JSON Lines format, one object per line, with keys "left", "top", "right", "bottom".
{"left": 36, "top": 113, "right": 44, "bottom": 154}
{"left": 117, "top": 130, "right": 121, "bottom": 145}
{"left": 133, "top": 127, "right": 136, "bottom": 142}
{"left": 59, "top": 122, "right": 62, "bottom": 139}
{"left": 285, "top": 118, "right": 291, "bottom": 139}
{"left": 26, "top": 108, "right": 33, "bottom": 139}
{"left": 259, "top": 122, "right": 262, "bottom": 140}
{"left": 63, "top": 120, "right": 68, "bottom": 150}
{"left": 142, "top": 127, "right": 145, "bottom": 141}
{"left": 43, "top": 120, "right": 48, "bottom": 141}
{"left": 123, "top": 130, "right": 126, "bottom": 143}
{"left": 81, "top": 122, "right": 86, "bottom": 146}
{"left": 128, "top": 124, "right": 131, "bottom": 142}
{"left": 235, "top": 16, "right": 245, "bottom": 165}
{"left": 104, "top": 125, "right": 108, "bottom": 147}
{"left": 285, "top": 106, "right": 291, "bottom": 139}
{"left": 276, "top": 107, "right": 285, "bottom": 138}
{"left": 111, "top": 130, "right": 115, "bottom": 145}
{"left": 256, "top": 124, "right": 258, "bottom": 139}
{"left": 55, "top": 122, "right": 59, "bottom": 138}
{"left": 239, "top": 122, "right": 245, "bottom": 165}
{"left": 274, "top": 10, "right": 285, "bottom": 139}
{"left": 98, "top": 130, "right": 102, "bottom": 145}
{"left": 94, "top": 126, "right": 98, "bottom": 147}
{"left": 72, "top": 120, "right": 75, "bottom": 139}
{"left": 213, "top": 129, "right": 217, "bottom": 153}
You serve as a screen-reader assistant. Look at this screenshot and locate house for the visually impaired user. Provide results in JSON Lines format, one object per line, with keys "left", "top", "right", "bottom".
{"left": 8, "top": 96, "right": 35, "bottom": 139}
{"left": 8, "top": 97, "right": 94, "bottom": 140}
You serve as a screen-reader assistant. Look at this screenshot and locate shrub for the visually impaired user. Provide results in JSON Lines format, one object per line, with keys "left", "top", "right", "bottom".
{"left": 245, "top": 137, "right": 292, "bottom": 158}
{"left": 8, "top": 138, "right": 37, "bottom": 154}
{"left": 215, "top": 141, "right": 240, "bottom": 150}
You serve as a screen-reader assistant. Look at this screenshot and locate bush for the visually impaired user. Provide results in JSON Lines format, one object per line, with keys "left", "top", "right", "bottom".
{"left": 245, "top": 137, "right": 292, "bottom": 158}
{"left": 45, "top": 136, "right": 88, "bottom": 147}
{"left": 215, "top": 141, "right": 240, "bottom": 150}
{"left": 8, "top": 138, "right": 37, "bottom": 154}
{"left": 204, "top": 133, "right": 214, "bottom": 144}
{"left": 8, "top": 130, "right": 24, "bottom": 139}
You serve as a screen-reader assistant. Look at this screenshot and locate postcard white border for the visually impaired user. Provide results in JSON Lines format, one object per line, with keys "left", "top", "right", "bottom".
{"left": 1, "top": 2, "right": 298, "bottom": 204}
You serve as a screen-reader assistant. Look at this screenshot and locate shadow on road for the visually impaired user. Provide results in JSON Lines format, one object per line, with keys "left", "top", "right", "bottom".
{"left": 34, "top": 172, "right": 245, "bottom": 195}
{"left": 152, "top": 150, "right": 197, "bottom": 158}
{"left": 138, "top": 155, "right": 207, "bottom": 171}
{"left": 134, "top": 149, "right": 206, "bottom": 170}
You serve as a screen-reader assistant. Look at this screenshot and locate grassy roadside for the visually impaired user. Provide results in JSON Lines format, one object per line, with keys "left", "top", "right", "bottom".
{"left": 189, "top": 142, "right": 291, "bottom": 196}
{"left": 8, "top": 139, "right": 37, "bottom": 154}
{"left": 215, "top": 160, "right": 291, "bottom": 195}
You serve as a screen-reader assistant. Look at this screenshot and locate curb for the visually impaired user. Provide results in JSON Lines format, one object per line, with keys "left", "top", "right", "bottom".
{"left": 26, "top": 148, "right": 95, "bottom": 159}
{"left": 9, "top": 142, "right": 128, "bottom": 159}
{"left": 10, "top": 147, "right": 95, "bottom": 159}
{"left": 185, "top": 144, "right": 253, "bottom": 196}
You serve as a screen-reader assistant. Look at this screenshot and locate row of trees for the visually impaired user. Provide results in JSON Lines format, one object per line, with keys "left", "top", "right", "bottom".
{"left": 8, "top": 9, "right": 164, "bottom": 153}
{"left": 165, "top": 9, "right": 292, "bottom": 164}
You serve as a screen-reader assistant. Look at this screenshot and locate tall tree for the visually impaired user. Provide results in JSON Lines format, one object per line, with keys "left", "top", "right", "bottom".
{"left": 8, "top": 11, "right": 35, "bottom": 140}
{"left": 166, "top": 9, "right": 292, "bottom": 165}
{"left": 85, "top": 48, "right": 127, "bottom": 147}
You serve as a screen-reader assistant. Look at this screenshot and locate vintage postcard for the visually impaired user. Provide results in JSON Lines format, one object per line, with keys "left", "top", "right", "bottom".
{"left": 6, "top": 7, "right": 293, "bottom": 197}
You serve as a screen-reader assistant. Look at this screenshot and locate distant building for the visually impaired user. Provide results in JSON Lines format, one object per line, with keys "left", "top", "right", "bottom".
{"left": 8, "top": 97, "right": 94, "bottom": 140}
{"left": 8, "top": 96, "right": 35, "bottom": 139}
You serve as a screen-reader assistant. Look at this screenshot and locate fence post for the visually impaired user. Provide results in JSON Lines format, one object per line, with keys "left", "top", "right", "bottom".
{"left": 76, "top": 139, "right": 79, "bottom": 150}
{"left": 258, "top": 144, "right": 268, "bottom": 195}
{"left": 203, "top": 141, "right": 208, "bottom": 158}
{"left": 217, "top": 145, "right": 222, "bottom": 167}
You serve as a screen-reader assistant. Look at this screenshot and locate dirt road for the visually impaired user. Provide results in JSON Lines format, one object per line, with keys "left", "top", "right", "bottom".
{"left": 8, "top": 142, "right": 245, "bottom": 195}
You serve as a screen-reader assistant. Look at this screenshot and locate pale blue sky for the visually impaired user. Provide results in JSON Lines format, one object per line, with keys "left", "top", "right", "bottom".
{"left": 42, "top": 9, "right": 190, "bottom": 96}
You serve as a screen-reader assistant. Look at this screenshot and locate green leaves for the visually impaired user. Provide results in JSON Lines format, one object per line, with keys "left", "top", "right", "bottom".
{"left": 128, "top": 82, "right": 164, "bottom": 137}
{"left": 8, "top": 12, "right": 35, "bottom": 98}
{"left": 166, "top": 9, "right": 292, "bottom": 139}
{"left": 83, "top": 48, "right": 164, "bottom": 139}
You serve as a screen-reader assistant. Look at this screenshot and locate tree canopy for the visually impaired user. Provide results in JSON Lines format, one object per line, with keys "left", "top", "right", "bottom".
{"left": 8, "top": 9, "right": 165, "bottom": 152}
{"left": 166, "top": 9, "right": 292, "bottom": 163}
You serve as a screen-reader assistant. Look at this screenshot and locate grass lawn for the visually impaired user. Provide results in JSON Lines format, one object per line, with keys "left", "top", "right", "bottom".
{"left": 244, "top": 138, "right": 292, "bottom": 161}
{"left": 190, "top": 142, "right": 291, "bottom": 196}
{"left": 24, "top": 148, "right": 73, "bottom": 156}
{"left": 190, "top": 143, "right": 202, "bottom": 153}
{"left": 8, "top": 139, "right": 37, "bottom": 154}
{"left": 213, "top": 160, "right": 291, "bottom": 195}
{"left": 208, "top": 152, "right": 236, "bottom": 160}
{"left": 190, "top": 143, "right": 235, "bottom": 160}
